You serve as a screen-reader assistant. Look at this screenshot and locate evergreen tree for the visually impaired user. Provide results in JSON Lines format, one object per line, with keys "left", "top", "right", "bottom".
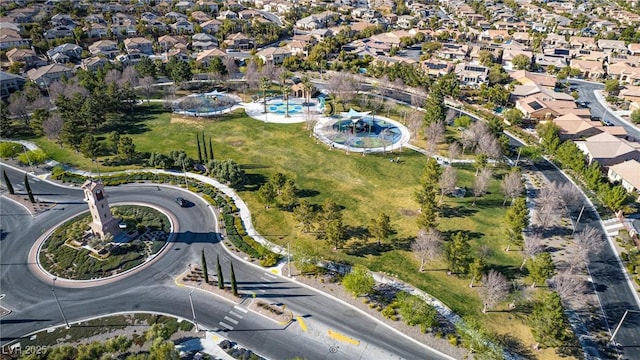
{"left": 369, "top": 212, "right": 393, "bottom": 247}
{"left": 530, "top": 291, "right": 568, "bottom": 347}
{"left": 196, "top": 133, "right": 203, "bottom": 163}
{"left": 528, "top": 252, "right": 554, "bottom": 288}
{"left": 230, "top": 262, "right": 238, "bottom": 296}
{"left": 201, "top": 249, "right": 209, "bottom": 283}
{"left": 201, "top": 132, "right": 208, "bottom": 162}
{"left": 414, "top": 158, "right": 441, "bottom": 229}
{"left": 208, "top": 137, "right": 214, "bottom": 161}
{"left": 504, "top": 197, "right": 530, "bottom": 251}
{"left": 3, "top": 171, "right": 14, "bottom": 195}
{"left": 216, "top": 254, "right": 224, "bottom": 289}
{"left": 445, "top": 231, "right": 472, "bottom": 275}
{"left": 24, "top": 173, "right": 34, "bottom": 203}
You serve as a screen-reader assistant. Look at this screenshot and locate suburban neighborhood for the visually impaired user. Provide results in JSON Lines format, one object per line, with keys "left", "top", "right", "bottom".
{"left": 1, "top": 0, "right": 640, "bottom": 359}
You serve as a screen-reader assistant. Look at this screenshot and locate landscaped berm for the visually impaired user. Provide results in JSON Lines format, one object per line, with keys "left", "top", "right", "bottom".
{"left": 39, "top": 186, "right": 170, "bottom": 280}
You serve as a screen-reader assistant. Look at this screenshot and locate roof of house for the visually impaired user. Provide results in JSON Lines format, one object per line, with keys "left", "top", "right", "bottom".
{"left": 620, "top": 85, "right": 640, "bottom": 97}
{"left": 26, "top": 63, "right": 73, "bottom": 80}
{"left": 553, "top": 118, "right": 603, "bottom": 137}
{"left": 580, "top": 132, "right": 640, "bottom": 159}
{"left": 609, "top": 160, "right": 640, "bottom": 190}
{"left": 510, "top": 70, "right": 556, "bottom": 87}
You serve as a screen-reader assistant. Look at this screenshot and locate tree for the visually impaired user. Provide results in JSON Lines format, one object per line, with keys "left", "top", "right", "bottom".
{"left": 445, "top": 231, "right": 472, "bottom": 275}
{"left": 230, "top": 262, "right": 238, "bottom": 297}
{"left": 631, "top": 109, "right": 640, "bottom": 124}
{"left": 201, "top": 249, "right": 209, "bottom": 283}
{"left": 503, "top": 108, "right": 524, "bottom": 126}
{"left": 342, "top": 265, "right": 374, "bottom": 297}
{"left": 3, "top": 170, "right": 14, "bottom": 195}
{"left": 535, "top": 182, "right": 563, "bottom": 230}
{"left": 511, "top": 54, "right": 531, "bottom": 70}
{"left": 415, "top": 158, "right": 440, "bottom": 229}
{"left": 423, "top": 85, "right": 446, "bottom": 125}
{"left": 424, "top": 121, "right": 444, "bottom": 153}
{"left": 149, "top": 338, "right": 180, "bottom": 360}
{"left": 24, "top": 173, "right": 35, "bottom": 203}
{"left": 438, "top": 166, "right": 457, "bottom": 202}
{"left": 216, "top": 254, "right": 224, "bottom": 289}
{"left": 325, "top": 218, "right": 346, "bottom": 249}
{"left": 196, "top": 133, "right": 203, "bottom": 163}
{"left": 530, "top": 291, "right": 569, "bottom": 348}
{"left": 501, "top": 170, "right": 523, "bottom": 206}
{"left": 448, "top": 142, "right": 462, "bottom": 159}
{"left": 369, "top": 212, "right": 393, "bottom": 247}
{"left": 117, "top": 136, "right": 136, "bottom": 161}
{"left": 453, "top": 115, "right": 472, "bottom": 128}
{"left": 505, "top": 197, "right": 530, "bottom": 251}
{"left": 602, "top": 185, "right": 628, "bottom": 213}
{"left": 528, "top": 252, "right": 554, "bottom": 288}
{"left": 536, "top": 122, "right": 561, "bottom": 153}
{"left": 279, "top": 179, "right": 298, "bottom": 210}
{"left": 80, "top": 134, "right": 100, "bottom": 159}
{"left": 604, "top": 78, "right": 619, "bottom": 95}
{"left": 207, "top": 159, "right": 245, "bottom": 186}
{"left": 472, "top": 168, "right": 492, "bottom": 206}
{"left": 396, "top": 291, "right": 438, "bottom": 332}
{"left": 258, "top": 182, "right": 277, "bottom": 208}
{"left": 43, "top": 113, "right": 63, "bottom": 142}
{"left": 468, "top": 257, "right": 484, "bottom": 288}
{"left": 455, "top": 317, "right": 502, "bottom": 359}
{"left": 412, "top": 228, "right": 443, "bottom": 272}
{"left": 574, "top": 225, "right": 601, "bottom": 253}
{"left": 552, "top": 272, "right": 585, "bottom": 300}
{"left": 293, "top": 199, "right": 315, "bottom": 233}
{"left": 480, "top": 270, "right": 510, "bottom": 313}
{"left": 208, "top": 137, "right": 214, "bottom": 161}
{"left": 521, "top": 232, "right": 543, "bottom": 270}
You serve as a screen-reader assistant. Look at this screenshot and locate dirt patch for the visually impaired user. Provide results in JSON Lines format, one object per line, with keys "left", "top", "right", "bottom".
{"left": 228, "top": 140, "right": 244, "bottom": 147}
{"left": 248, "top": 300, "right": 292, "bottom": 324}
{"left": 170, "top": 116, "right": 206, "bottom": 126}
{"left": 177, "top": 266, "right": 242, "bottom": 304}
{"left": 399, "top": 208, "right": 417, "bottom": 217}
{"left": 4, "top": 193, "right": 55, "bottom": 214}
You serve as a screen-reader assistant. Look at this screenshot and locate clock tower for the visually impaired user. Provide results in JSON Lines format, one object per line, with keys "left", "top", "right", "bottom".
{"left": 82, "top": 179, "right": 121, "bottom": 239}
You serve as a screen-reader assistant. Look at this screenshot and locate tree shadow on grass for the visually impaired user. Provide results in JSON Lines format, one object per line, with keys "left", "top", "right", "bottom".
{"left": 441, "top": 229, "right": 484, "bottom": 241}
{"left": 345, "top": 240, "right": 394, "bottom": 257}
{"left": 297, "top": 188, "right": 320, "bottom": 198}
{"left": 345, "top": 225, "right": 369, "bottom": 241}
{"left": 495, "top": 333, "right": 537, "bottom": 360}
{"left": 440, "top": 204, "right": 478, "bottom": 218}
{"left": 241, "top": 173, "right": 267, "bottom": 191}
{"left": 486, "top": 264, "right": 522, "bottom": 280}
{"left": 393, "top": 237, "right": 414, "bottom": 251}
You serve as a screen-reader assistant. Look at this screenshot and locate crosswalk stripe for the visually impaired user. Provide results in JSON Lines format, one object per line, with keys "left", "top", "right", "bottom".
{"left": 264, "top": 273, "right": 277, "bottom": 279}
{"left": 234, "top": 306, "right": 248, "bottom": 313}
{"left": 224, "top": 316, "right": 239, "bottom": 324}
{"left": 229, "top": 311, "right": 243, "bottom": 318}
{"left": 219, "top": 322, "right": 234, "bottom": 330}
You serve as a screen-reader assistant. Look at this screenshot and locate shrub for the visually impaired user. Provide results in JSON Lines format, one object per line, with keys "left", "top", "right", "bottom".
{"left": 259, "top": 252, "right": 281, "bottom": 267}
{"left": 381, "top": 305, "right": 396, "bottom": 319}
{"left": 447, "top": 334, "right": 458, "bottom": 346}
{"left": 0, "top": 142, "right": 22, "bottom": 158}
{"left": 17, "top": 149, "right": 47, "bottom": 165}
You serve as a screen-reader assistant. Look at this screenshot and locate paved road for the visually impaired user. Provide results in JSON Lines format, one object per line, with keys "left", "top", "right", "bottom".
{"left": 529, "top": 161, "right": 640, "bottom": 359}
{"left": 568, "top": 79, "right": 640, "bottom": 141}
{"left": 0, "top": 165, "right": 451, "bottom": 360}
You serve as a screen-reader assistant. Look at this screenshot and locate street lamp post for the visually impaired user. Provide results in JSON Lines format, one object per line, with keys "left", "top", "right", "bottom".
{"left": 609, "top": 310, "right": 640, "bottom": 346}
{"left": 189, "top": 283, "right": 201, "bottom": 332}
{"left": 287, "top": 242, "right": 291, "bottom": 277}
{"left": 51, "top": 278, "right": 70, "bottom": 329}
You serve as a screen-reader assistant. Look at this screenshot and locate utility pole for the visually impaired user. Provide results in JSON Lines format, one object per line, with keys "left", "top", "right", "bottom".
{"left": 51, "top": 278, "right": 70, "bottom": 329}
{"left": 610, "top": 310, "right": 640, "bottom": 346}
{"left": 287, "top": 242, "right": 291, "bottom": 277}
{"left": 189, "top": 282, "right": 201, "bottom": 332}
{"left": 572, "top": 205, "right": 586, "bottom": 234}
{"left": 181, "top": 158, "right": 189, "bottom": 188}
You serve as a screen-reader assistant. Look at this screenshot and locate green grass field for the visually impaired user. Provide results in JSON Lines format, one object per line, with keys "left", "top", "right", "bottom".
{"left": 31, "top": 104, "right": 571, "bottom": 358}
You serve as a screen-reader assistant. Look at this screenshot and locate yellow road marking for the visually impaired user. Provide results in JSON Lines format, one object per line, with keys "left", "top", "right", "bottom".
{"left": 270, "top": 268, "right": 279, "bottom": 274}
{"left": 296, "top": 316, "right": 308, "bottom": 332}
{"left": 328, "top": 329, "right": 359, "bottom": 345}
{"left": 174, "top": 277, "right": 185, "bottom": 287}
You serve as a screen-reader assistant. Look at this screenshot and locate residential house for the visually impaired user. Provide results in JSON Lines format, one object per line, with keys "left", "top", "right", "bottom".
{"left": 597, "top": 39, "right": 627, "bottom": 53}
{"left": 111, "top": 13, "right": 137, "bottom": 36}
{"left": 420, "top": 58, "right": 453, "bottom": 77}
{"left": 223, "top": 32, "right": 252, "bottom": 50}
{"left": 553, "top": 113, "right": 605, "bottom": 140}
{"left": 46, "top": 43, "right": 82, "bottom": 64}
{"left": 575, "top": 132, "right": 640, "bottom": 166}
{"left": 454, "top": 62, "right": 489, "bottom": 87}
{"left": 84, "top": 23, "right": 109, "bottom": 38}
{"left": 0, "top": 71, "right": 26, "bottom": 99}
{"left": 172, "top": 19, "right": 194, "bottom": 34}
{"left": 195, "top": 48, "right": 227, "bottom": 67}
{"left": 6, "top": 48, "right": 46, "bottom": 69}
{"left": 80, "top": 56, "right": 109, "bottom": 71}
{"left": 608, "top": 160, "right": 640, "bottom": 194}
{"left": 190, "top": 11, "right": 211, "bottom": 23}
{"left": 217, "top": 10, "right": 238, "bottom": 20}
{"left": 570, "top": 59, "right": 605, "bottom": 79}
{"left": 197, "top": 1, "right": 219, "bottom": 13}
{"left": 158, "top": 35, "right": 187, "bottom": 50}
{"left": 629, "top": 43, "right": 640, "bottom": 55}
{"left": 50, "top": 14, "right": 77, "bottom": 28}
{"left": 286, "top": 40, "right": 309, "bottom": 56}
{"left": 608, "top": 53, "right": 640, "bottom": 66}
{"left": 192, "top": 33, "right": 218, "bottom": 50}
{"left": 608, "top": 62, "right": 640, "bottom": 85}
{"left": 501, "top": 49, "right": 533, "bottom": 71}
{"left": 436, "top": 43, "right": 469, "bottom": 60}
{"left": 620, "top": 86, "right": 640, "bottom": 106}
{"left": 512, "top": 32, "right": 531, "bottom": 45}
{"left": 510, "top": 70, "right": 556, "bottom": 88}
{"left": 479, "top": 29, "right": 511, "bottom": 43}
{"left": 165, "top": 47, "right": 191, "bottom": 62}
{"left": 89, "top": 40, "right": 119, "bottom": 59}
{"left": 201, "top": 19, "right": 222, "bottom": 33}
{"left": 257, "top": 47, "right": 292, "bottom": 65}
{"left": 295, "top": 12, "right": 335, "bottom": 30}
{"left": 515, "top": 95, "right": 559, "bottom": 121}
{"left": 124, "top": 37, "right": 154, "bottom": 55}
{"left": 165, "top": 11, "right": 188, "bottom": 22}
{"left": 569, "top": 36, "right": 597, "bottom": 50}
{"left": 26, "top": 63, "right": 75, "bottom": 87}
{"left": 174, "top": 0, "right": 193, "bottom": 12}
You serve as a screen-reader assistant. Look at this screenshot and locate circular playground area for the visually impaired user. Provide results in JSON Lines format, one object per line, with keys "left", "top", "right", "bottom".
{"left": 173, "top": 90, "right": 237, "bottom": 117}
{"left": 314, "top": 109, "right": 410, "bottom": 153}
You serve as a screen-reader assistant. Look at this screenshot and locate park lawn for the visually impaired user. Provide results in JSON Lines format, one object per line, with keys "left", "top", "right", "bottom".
{"left": 35, "top": 105, "right": 567, "bottom": 357}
